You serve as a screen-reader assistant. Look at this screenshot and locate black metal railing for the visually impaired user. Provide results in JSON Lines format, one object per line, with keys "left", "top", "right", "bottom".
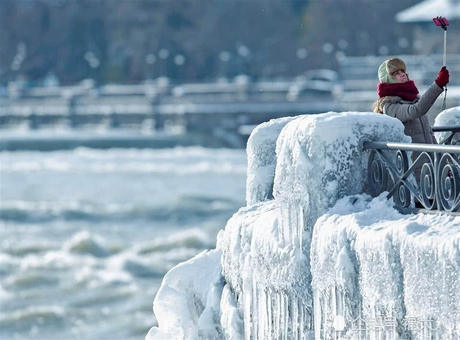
{"left": 364, "top": 141, "right": 460, "bottom": 213}
{"left": 432, "top": 125, "right": 460, "bottom": 145}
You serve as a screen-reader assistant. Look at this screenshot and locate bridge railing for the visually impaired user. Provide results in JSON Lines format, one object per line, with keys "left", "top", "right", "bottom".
{"left": 363, "top": 138, "right": 460, "bottom": 214}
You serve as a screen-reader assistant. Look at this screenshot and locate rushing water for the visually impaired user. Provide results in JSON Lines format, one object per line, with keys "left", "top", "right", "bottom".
{"left": 0, "top": 146, "right": 247, "bottom": 340}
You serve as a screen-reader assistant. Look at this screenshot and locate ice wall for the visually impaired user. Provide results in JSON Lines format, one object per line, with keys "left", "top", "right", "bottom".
{"left": 311, "top": 194, "right": 459, "bottom": 339}
{"left": 147, "top": 110, "right": 459, "bottom": 340}
{"left": 218, "top": 112, "right": 410, "bottom": 339}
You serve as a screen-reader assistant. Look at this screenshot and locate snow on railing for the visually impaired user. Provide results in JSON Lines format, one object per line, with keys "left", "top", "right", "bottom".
{"left": 364, "top": 136, "right": 460, "bottom": 213}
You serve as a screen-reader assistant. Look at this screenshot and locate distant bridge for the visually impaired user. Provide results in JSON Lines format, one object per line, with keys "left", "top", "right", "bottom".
{"left": 2, "top": 54, "right": 460, "bottom": 143}
{"left": 0, "top": 74, "right": 341, "bottom": 139}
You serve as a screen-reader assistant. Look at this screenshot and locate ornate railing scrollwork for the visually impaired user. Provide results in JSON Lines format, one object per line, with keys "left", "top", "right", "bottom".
{"left": 364, "top": 141, "right": 460, "bottom": 214}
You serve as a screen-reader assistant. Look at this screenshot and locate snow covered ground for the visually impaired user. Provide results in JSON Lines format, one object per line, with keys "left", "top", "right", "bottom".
{"left": 146, "top": 108, "right": 460, "bottom": 339}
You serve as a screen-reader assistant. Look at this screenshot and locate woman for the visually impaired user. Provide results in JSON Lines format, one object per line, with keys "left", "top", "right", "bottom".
{"left": 373, "top": 58, "right": 450, "bottom": 207}
{"left": 373, "top": 57, "right": 449, "bottom": 144}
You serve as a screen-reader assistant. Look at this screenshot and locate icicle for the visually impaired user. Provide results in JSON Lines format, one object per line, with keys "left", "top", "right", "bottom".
{"left": 243, "top": 283, "right": 252, "bottom": 340}
{"left": 289, "top": 208, "right": 294, "bottom": 248}
{"left": 322, "top": 293, "right": 328, "bottom": 340}
{"left": 280, "top": 206, "right": 287, "bottom": 247}
{"left": 298, "top": 206, "right": 304, "bottom": 251}
{"left": 300, "top": 299, "right": 307, "bottom": 340}
{"left": 285, "top": 205, "right": 290, "bottom": 247}
{"left": 265, "top": 289, "right": 270, "bottom": 339}
{"left": 299, "top": 300, "right": 305, "bottom": 340}
{"left": 283, "top": 293, "right": 289, "bottom": 340}
{"left": 332, "top": 286, "right": 337, "bottom": 320}
{"left": 274, "top": 292, "right": 281, "bottom": 339}
{"left": 292, "top": 296, "right": 299, "bottom": 340}
{"left": 277, "top": 291, "right": 283, "bottom": 340}
{"left": 279, "top": 293, "right": 285, "bottom": 340}
{"left": 314, "top": 290, "right": 321, "bottom": 340}
{"left": 256, "top": 285, "right": 261, "bottom": 339}
{"left": 259, "top": 287, "right": 267, "bottom": 339}
{"left": 252, "top": 276, "right": 258, "bottom": 340}
{"left": 286, "top": 295, "right": 291, "bottom": 339}
{"left": 293, "top": 208, "right": 297, "bottom": 247}
{"left": 298, "top": 301, "right": 303, "bottom": 340}
{"left": 285, "top": 207, "right": 291, "bottom": 247}
{"left": 285, "top": 208, "right": 290, "bottom": 247}
{"left": 267, "top": 289, "right": 273, "bottom": 339}
{"left": 278, "top": 292, "right": 283, "bottom": 340}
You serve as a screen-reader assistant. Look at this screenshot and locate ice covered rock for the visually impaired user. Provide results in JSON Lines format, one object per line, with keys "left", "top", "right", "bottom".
{"left": 434, "top": 106, "right": 460, "bottom": 144}
{"left": 145, "top": 249, "right": 224, "bottom": 340}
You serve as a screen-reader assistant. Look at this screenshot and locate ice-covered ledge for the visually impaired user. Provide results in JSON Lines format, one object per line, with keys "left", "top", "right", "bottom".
{"left": 311, "top": 194, "right": 459, "bottom": 339}
{"left": 218, "top": 112, "right": 411, "bottom": 339}
{"left": 146, "top": 111, "right": 459, "bottom": 340}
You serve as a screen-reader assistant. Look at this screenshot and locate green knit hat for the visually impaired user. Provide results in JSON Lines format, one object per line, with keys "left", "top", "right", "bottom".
{"left": 378, "top": 58, "right": 406, "bottom": 83}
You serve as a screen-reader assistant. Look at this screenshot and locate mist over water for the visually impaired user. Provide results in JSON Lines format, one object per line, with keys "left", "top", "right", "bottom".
{"left": 0, "top": 147, "right": 246, "bottom": 339}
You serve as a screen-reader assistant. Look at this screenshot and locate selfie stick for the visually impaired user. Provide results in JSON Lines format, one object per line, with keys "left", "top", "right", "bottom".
{"left": 432, "top": 16, "right": 449, "bottom": 66}
{"left": 443, "top": 29, "right": 447, "bottom": 66}
{"left": 433, "top": 16, "right": 449, "bottom": 109}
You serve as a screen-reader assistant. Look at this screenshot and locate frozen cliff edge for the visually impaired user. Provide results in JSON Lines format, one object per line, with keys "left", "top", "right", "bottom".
{"left": 146, "top": 110, "right": 460, "bottom": 339}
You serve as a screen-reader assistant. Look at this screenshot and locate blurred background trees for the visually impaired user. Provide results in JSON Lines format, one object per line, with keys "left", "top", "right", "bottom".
{"left": 0, "top": 0, "right": 435, "bottom": 85}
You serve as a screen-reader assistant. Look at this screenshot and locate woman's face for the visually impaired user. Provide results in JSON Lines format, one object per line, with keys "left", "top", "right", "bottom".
{"left": 392, "top": 70, "right": 408, "bottom": 83}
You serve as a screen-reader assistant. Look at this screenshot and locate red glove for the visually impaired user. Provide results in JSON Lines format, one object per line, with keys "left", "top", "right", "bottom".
{"left": 435, "top": 66, "right": 449, "bottom": 88}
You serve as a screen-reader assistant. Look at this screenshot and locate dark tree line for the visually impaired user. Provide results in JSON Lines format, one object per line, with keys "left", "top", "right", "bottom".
{"left": 0, "top": 0, "right": 422, "bottom": 85}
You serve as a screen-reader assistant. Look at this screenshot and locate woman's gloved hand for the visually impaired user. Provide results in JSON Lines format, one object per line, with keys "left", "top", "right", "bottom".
{"left": 435, "top": 66, "right": 449, "bottom": 88}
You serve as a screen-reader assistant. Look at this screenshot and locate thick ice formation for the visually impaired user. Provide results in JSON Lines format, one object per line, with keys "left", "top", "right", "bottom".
{"left": 246, "top": 116, "right": 297, "bottom": 206}
{"left": 272, "top": 112, "right": 409, "bottom": 228}
{"left": 147, "top": 111, "right": 459, "bottom": 340}
{"left": 311, "top": 193, "right": 459, "bottom": 339}
{"left": 434, "top": 106, "right": 460, "bottom": 144}
{"left": 146, "top": 249, "right": 224, "bottom": 340}
{"left": 218, "top": 112, "right": 410, "bottom": 339}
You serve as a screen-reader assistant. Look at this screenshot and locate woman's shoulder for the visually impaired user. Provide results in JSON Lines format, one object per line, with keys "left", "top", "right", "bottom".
{"left": 385, "top": 95, "right": 420, "bottom": 106}
{"left": 383, "top": 96, "right": 403, "bottom": 103}
{"left": 382, "top": 96, "right": 407, "bottom": 106}
{"left": 373, "top": 96, "right": 403, "bottom": 113}
{"left": 381, "top": 96, "right": 416, "bottom": 116}
{"left": 399, "top": 97, "right": 419, "bottom": 104}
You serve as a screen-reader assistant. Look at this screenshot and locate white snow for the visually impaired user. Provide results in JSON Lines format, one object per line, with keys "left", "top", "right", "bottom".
{"left": 147, "top": 111, "right": 459, "bottom": 340}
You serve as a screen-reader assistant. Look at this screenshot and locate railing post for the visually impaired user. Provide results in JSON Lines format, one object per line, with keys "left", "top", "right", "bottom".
{"left": 434, "top": 152, "right": 440, "bottom": 210}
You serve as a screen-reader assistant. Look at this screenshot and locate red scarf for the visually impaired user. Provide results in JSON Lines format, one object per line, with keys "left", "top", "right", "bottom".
{"left": 377, "top": 80, "right": 419, "bottom": 101}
